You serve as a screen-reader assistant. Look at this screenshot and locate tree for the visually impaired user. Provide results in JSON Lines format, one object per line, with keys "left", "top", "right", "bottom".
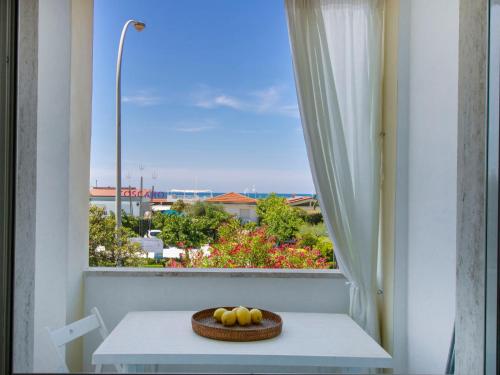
{"left": 256, "top": 193, "right": 304, "bottom": 242}
{"left": 121, "top": 210, "right": 141, "bottom": 236}
{"left": 187, "top": 202, "right": 233, "bottom": 241}
{"left": 171, "top": 199, "right": 186, "bottom": 212}
{"left": 151, "top": 211, "right": 166, "bottom": 230}
{"left": 158, "top": 214, "right": 208, "bottom": 248}
{"left": 89, "top": 205, "right": 146, "bottom": 267}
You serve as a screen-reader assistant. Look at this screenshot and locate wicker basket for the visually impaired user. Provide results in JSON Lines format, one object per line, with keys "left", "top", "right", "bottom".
{"left": 191, "top": 307, "right": 282, "bottom": 342}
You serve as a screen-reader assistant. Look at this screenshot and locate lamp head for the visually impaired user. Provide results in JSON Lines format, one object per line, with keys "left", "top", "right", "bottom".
{"left": 133, "top": 21, "right": 146, "bottom": 31}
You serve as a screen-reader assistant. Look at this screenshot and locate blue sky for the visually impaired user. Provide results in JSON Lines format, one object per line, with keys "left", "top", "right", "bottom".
{"left": 90, "top": 0, "right": 314, "bottom": 194}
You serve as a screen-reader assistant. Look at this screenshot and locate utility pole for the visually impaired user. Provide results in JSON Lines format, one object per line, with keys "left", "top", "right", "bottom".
{"left": 126, "top": 171, "right": 133, "bottom": 215}
{"left": 150, "top": 170, "right": 158, "bottom": 232}
{"left": 138, "top": 164, "right": 144, "bottom": 235}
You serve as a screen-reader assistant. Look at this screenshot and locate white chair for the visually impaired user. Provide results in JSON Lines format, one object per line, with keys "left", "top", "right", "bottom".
{"left": 46, "top": 307, "right": 122, "bottom": 373}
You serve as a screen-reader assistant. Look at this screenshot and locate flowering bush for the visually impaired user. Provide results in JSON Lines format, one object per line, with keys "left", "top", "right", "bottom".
{"left": 165, "top": 224, "right": 332, "bottom": 269}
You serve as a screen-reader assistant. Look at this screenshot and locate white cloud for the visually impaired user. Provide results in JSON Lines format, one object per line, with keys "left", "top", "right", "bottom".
{"left": 173, "top": 125, "right": 217, "bottom": 133}
{"left": 122, "top": 90, "right": 162, "bottom": 106}
{"left": 172, "top": 119, "right": 218, "bottom": 133}
{"left": 192, "top": 85, "right": 299, "bottom": 118}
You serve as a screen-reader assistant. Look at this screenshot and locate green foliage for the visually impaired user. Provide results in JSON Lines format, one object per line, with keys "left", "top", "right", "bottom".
{"left": 121, "top": 210, "right": 141, "bottom": 236}
{"left": 298, "top": 222, "right": 329, "bottom": 238}
{"left": 304, "top": 211, "right": 323, "bottom": 225}
{"left": 187, "top": 202, "right": 233, "bottom": 240}
{"left": 158, "top": 214, "right": 209, "bottom": 248}
{"left": 88, "top": 205, "right": 146, "bottom": 267}
{"left": 151, "top": 211, "right": 166, "bottom": 230}
{"left": 256, "top": 193, "right": 304, "bottom": 242}
{"left": 171, "top": 199, "right": 186, "bottom": 212}
{"left": 315, "top": 236, "right": 334, "bottom": 265}
{"left": 242, "top": 221, "right": 258, "bottom": 231}
{"left": 297, "top": 223, "right": 336, "bottom": 268}
{"left": 157, "top": 202, "right": 233, "bottom": 247}
{"left": 217, "top": 218, "right": 243, "bottom": 240}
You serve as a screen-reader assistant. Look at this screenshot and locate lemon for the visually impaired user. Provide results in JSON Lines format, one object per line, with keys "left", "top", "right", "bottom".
{"left": 236, "top": 307, "right": 251, "bottom": 326}
{"left": 232, "top": 307, "right": 240, "bottom": 312}
{"left": 250, "top": 309, "right": 263, "bottom": 324}
{"left": 213, "top": 308, "right": 227, "bottom": 322}
{"left": 221, "top": 310, "right": 237, "bottom": 326}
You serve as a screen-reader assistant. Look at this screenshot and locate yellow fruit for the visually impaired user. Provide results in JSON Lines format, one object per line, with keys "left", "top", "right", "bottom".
{"left": 221, "top": 310, "right": 237, "bottom": 326}
{"left": 250, "top": 309, "right": 263, "bottom": 324}
{"left": 236, "top": 307, "right": 251, "bottom": 326}
{"left": 213, "top": 308, "right": 227, "bottom": 322}
{"left": 232, "top": 307, "right": 240, "bottom": 312}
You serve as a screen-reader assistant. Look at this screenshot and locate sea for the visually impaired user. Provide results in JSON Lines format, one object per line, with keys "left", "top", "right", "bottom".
{"left": 173, "top": 192, "right": 315, "bottom": 199}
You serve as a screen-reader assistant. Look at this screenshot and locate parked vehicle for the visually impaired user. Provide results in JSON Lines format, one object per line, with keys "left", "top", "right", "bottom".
{"left": 145, "top": 229, "right": 161, "bottom": 238}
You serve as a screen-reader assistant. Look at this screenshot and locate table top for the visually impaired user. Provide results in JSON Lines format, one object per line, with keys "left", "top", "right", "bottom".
{"left": 92, "top": 311, "right": 392, "bottom": 369}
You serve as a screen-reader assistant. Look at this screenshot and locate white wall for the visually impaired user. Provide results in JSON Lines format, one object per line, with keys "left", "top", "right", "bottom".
{"left": 82, "top": 270, "right": 349, "bottom": 372}
{"left": 221, "top": 204, "right": 258, "bottom": 223}
{"left": 90, "top": 197, "right": 144, "bottom": 217}
{"left": 67, "top": 0, "right": 94, "bottom": 371}
{"left": 34, "top": 1, "right": 71, "bottom": 370}
{"left": 405, "top": 0, "right": 458, "bottom": 373}
{"left": 29, "top": 0, "right": 94, "bottom": 372}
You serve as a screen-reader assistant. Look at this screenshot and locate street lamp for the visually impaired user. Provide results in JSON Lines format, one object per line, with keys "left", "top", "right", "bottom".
{"left": 115, "top": 20, "right": 146, "bottom": 230}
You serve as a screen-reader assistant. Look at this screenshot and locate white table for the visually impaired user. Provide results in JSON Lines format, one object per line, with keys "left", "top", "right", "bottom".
{"left": 92, "top": 311, "right": 391, "bottom": 373}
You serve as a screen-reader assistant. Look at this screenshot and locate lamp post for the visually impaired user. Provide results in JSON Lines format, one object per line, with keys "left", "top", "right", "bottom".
{"left": 115, "top": 20, "right": 146, "bottom": 230}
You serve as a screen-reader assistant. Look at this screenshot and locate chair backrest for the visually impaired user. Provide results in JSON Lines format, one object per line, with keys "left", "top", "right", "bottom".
{"left": 46, "top": 307, "right": 109, "bottom": 373}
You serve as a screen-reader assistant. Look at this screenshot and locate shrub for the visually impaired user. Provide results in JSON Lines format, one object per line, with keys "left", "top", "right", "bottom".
{"left": 121, "top": 210, "right": 141, "bottom": 236}
{"left": 186, "top": 226, "right": 330, "bottom": 269}
{"left": 88, "top": 205, "right": 146, "bottom": 267}
{"left": 171, "top": 199, "right": 187, "bottom": 212}
{"left": 256, "top": 193, "right": 304, "bottom": 242}
{"left": 157, "top": 202, "right": 233, "bottom": 247}
{"left": 297, "top": 223, "right": 336, "bottom": 268}
{"left": 304, "top": 211, "right": 323, "bottom": 225}
{"left": 158, "top": 214, "right": 209, "bottom": 248}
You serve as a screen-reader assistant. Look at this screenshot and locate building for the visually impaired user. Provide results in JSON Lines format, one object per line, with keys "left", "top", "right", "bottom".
{"left": 205, "top": 192, "right": 258, "bottom": 223}
{"left": 89, "top": 187, "right": 151, "bottom": 217}
{"left": 287, "top": 196, "right": 319, "bottom": 213}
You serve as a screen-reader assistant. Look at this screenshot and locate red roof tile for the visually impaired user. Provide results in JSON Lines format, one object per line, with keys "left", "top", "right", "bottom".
{"left": 151, "top": 198, "right": 168, "bottom": 203}
{"left": 206, "top": 192, "right": 257, "bottom": 204}
{"left": 287, "top": 196, "right": 315, "bottom": 205}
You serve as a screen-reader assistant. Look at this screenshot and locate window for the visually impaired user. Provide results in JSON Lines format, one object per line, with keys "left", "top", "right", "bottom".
{"left": 88, "top": 0, "right": 337, "bottom": 270}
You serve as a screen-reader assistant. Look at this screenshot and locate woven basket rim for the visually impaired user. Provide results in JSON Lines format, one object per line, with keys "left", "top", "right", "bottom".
{"left": 191, "top": 307, "right": 282, "bottom": 342}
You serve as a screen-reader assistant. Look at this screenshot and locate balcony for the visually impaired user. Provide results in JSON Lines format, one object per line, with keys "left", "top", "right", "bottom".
{"left": 82, "top": 268, "right": 349, "bottom": 372}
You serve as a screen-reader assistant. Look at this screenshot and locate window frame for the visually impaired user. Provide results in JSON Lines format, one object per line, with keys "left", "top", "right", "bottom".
{"left": 0, "top": 0, "right": 18, "bottom": 373}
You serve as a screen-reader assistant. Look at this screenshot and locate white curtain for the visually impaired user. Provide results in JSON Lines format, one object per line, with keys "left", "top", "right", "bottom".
{"left": 286, "top": 0, "right": 384, "bottom": 340}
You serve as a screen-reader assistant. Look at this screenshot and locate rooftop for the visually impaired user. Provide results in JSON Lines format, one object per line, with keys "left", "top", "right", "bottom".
{"left": 89, "top": 187, "right": 151, "bottom": 198}
{"left": 287, "top": 196, "right": 316, "bottom": 205}
{"left": 205, "top": 192, "right": 257, "bottom": 205}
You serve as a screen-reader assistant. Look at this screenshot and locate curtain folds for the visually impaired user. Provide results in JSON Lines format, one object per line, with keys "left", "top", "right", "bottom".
{"left": 285, "top": 0, "right": 384, "bottom": 340}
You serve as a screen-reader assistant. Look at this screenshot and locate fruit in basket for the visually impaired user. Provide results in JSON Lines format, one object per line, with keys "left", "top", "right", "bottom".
{"left": 221, "top": 310, "right": 237, "bottom": 326}
{"left": 235, "top": 306, "right": 251, "bottom": 326}
{"left": 250, "top": 308, "right": 263, "bottom": 324}
{"left": 213, "top": 308, "right": 227, "bottom": 322}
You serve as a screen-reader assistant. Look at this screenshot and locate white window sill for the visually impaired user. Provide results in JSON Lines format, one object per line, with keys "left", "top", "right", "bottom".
{"left": 84, "top": 267, "right": 344, "bottom": 279}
